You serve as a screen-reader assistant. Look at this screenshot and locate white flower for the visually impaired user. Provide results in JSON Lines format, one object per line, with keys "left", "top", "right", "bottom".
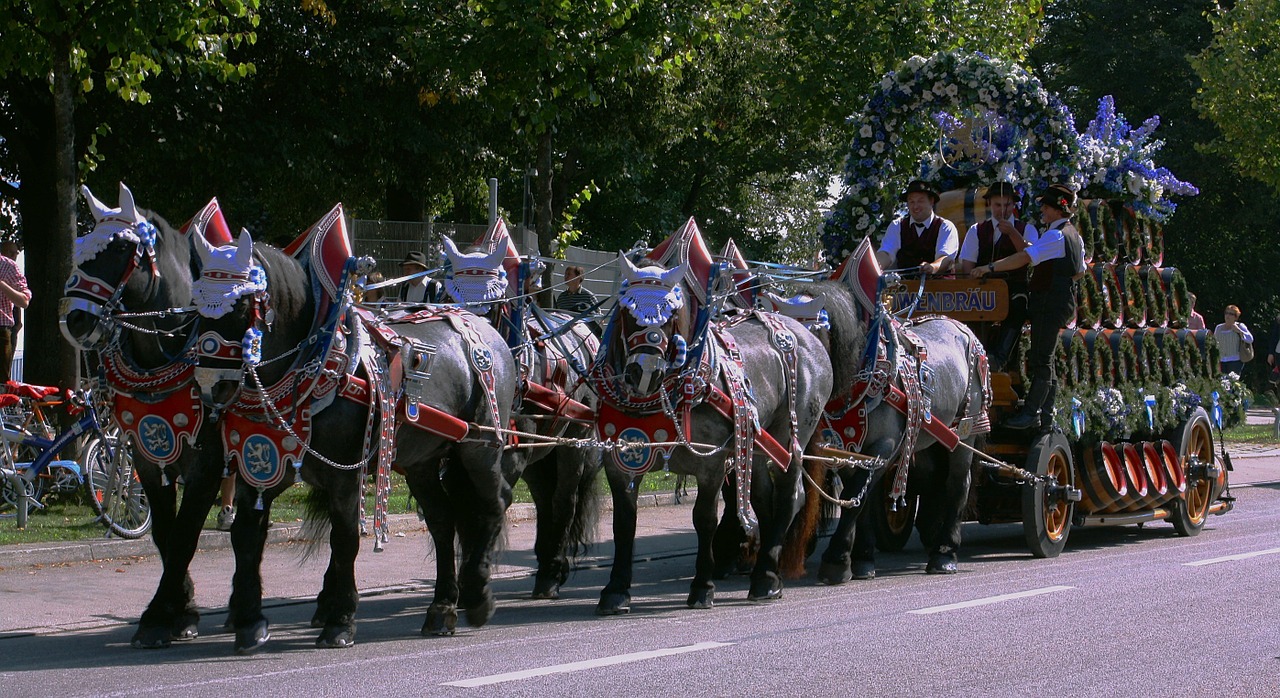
{"left": 871, "top": 141, "right": 885, "bottom": 153}
{"left": 945, "top": 84, "right": 958, "bottom": 97}
{"left": 880, "top": 76, "right": 894, "bottom": 90}
{"left": 860, "top": 124, "right": 873, "bottom": 138}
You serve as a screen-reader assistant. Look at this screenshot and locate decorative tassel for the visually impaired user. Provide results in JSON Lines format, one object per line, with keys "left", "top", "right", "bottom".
{"left": 255, "top": 488, "right": 265, "bottom": 510}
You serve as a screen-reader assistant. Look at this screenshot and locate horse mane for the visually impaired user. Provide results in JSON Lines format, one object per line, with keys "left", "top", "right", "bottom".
{"left": 245, "top": 240, "right": 317, "bottom": 366}
{"left": 793, "top": 280, "right": 865, "bottom": 398}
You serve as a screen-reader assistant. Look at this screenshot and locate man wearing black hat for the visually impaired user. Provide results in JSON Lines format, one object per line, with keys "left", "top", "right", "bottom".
{"left": 876, "top": 179, "right": 958, "bottom": 275}
{"left": 398, "top": 250, "right": 445, "bottom": 304}
{"left": 971, "top": 183, "right": 1085, "bottom": 431}
{"left": 958, "top": 181, "right": 1038, "bottom": 370}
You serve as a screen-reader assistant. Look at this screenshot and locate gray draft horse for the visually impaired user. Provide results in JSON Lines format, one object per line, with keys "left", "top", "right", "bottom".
{"left": 187, "top": 217, "right": 517, "bottom": 650}
{"left": 590, "top": 226, "right": 833, "bottom": 613}
{"left": 779, "top": 271, "right": 990, "bottom": 581}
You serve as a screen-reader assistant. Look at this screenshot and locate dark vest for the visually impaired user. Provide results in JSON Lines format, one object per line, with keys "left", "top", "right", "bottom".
{"left": 1029, "top": 220, "right": 1080, "bottom": 299}
{"left": 975, "top": 219, "right": 1026, "bottom": 265}
{"left": 897, "top": 216, "right": 943, "bottom": 268}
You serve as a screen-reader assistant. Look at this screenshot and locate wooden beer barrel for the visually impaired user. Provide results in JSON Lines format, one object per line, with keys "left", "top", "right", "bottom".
{"left": 1140, "top": 441, "right": 1175, "bottom": 508}
{"left": 1110, "top": 442, "right": 1150, "bottom": 512}
{"left": 1079, "top": 442, "right": 1128, "bottom": 513}
{"left": 1159, "top": 439, "right": 1187, "bottom": 501}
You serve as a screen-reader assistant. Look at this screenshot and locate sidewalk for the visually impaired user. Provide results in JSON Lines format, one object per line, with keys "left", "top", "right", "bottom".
{"left": 0, "top": 491, "right": 684, "bottom": 570}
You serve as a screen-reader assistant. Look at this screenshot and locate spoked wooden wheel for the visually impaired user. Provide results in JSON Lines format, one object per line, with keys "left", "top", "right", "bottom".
{"left": 1022, "top": 432, "right": 1075, "bottom": 558}
{"left": 871, "top": 475, "right": 917, "bottom": 553}
{"left": 1168, "top": 408, "right": 1215, "bottom": 537}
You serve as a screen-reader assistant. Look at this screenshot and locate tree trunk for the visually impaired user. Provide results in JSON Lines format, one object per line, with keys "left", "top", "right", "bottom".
{"left": 10, "top": 53, "right": 78, "bottom": 389}
{"left": 534, "top": 130, "right": 555, "bottom": 306}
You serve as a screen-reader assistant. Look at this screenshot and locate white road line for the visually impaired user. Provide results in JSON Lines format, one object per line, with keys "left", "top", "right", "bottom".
{"left": 1183, "top": 547, "right": 1280, "bottom": 567}
{"left": 907, "top": 585, "right": 1075, "bottom": 615}
{"left": 441, "top": 641, "right": 734, "bottom": 688}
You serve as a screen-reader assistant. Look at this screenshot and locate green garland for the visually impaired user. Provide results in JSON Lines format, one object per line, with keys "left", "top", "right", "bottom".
{"left": 1064, "top": 330, "right": 1091, "bottom": 388}
{"left": 1120, "top": 265, "right": 1147, "bottom": 328}
{"left": 1135, "top": 330, "right": 1164, "bottom": 383}
{"left": 1162, "top": 268, "right": 1192, "bottom": 328}
{"left": 1073, "top": 203, "right": 1097, "bottom": 264}
{"left": 1145, "top": 219, "right": 1164, "bottom": 266}
{"left": 1105, "top": 203, "right": 1131, "bottom": 262}
{"left": 1085, "top": 200, "right": 1118, "bottom": 264}
{"left": 1178, "top": 329, "right": 1206, "bottom": 378}
{"left": 1123, "top": 208, "right": 1146, "bottom": 264}
{"left": 1090, "top": 329, "right": 1117, "bottom": 387}
{"left": 1075, "top": 266, "right": 1103, "bottom": 329}
{"left": 1109, "top": 330, "right": 1140, "bottom": 384}
{"left": 1142, "top": 264, "right": 1168, "bottom": 327}
{"left": 1096, "top": 264, "right": 1124, "bottom": 329}
{"left": 1161, "top": 327, "right": 1190, "bottom": 380}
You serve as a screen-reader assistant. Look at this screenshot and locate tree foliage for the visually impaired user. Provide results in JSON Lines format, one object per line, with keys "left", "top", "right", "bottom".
{"left": 1192, "top": 0, "right": 1280, "bottom": 193}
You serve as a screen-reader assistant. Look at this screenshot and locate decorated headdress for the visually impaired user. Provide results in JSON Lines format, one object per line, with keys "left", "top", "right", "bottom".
{"left": 77, "top": 183, "right": 157, "bottom": 265}
{"left": 191, "top": 229, "right": 267, "bottom": 319}
{"left": 442, "top": 235, "right": 508, "bottom": 313}
{"left": 618, "top": 254, "right": 686, "bottom": 327}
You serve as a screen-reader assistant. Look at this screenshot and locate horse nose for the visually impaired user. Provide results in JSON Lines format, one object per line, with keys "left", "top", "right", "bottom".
{"left": 59, "top": 305, "right": 107, "bottom": 350}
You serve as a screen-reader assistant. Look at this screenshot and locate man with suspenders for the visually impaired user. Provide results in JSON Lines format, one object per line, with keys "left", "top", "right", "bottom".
{"left": 971, "top": 183, "right": 1086, "bottom": 431}
{"left": 876, "top": 179, "right": 959, "bottom": 276}
{"left": 957, "top": 181, "right": 1038, "bottom": 371}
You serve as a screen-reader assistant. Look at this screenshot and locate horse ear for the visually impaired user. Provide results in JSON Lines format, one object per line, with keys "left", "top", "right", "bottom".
{"left": 619, "top": 253, "right": 640, "bottom": 283}
{"left": 660, "top": 263, "right": 685, "bottom": 288}
{"left": 81, "top": 185, "right": 110, "bottom": 222}
{"left": 442, "top": 236, "right": 461, "bottom": 265}
{"left": 192, "top": 226, "right": 217, "bottom": 266}
{"left": 118, "top": 182, "right": 142, "bottom": 223}
{"left": 481, "top": 239, "right": 506, "bottom": 268}
{"left": 234, "top": 229, "right": 254, "bottom": 268}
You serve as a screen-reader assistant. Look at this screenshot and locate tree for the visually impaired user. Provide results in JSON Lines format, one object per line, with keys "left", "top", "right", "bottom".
{"left": 0, "top": 1, "right": 258, "bottom": 386}
{"left": 1192, "top": 0, "right": 1280, "bottom": 194}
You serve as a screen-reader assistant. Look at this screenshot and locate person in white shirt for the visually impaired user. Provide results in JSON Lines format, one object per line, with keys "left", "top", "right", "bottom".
{"left": 398, "top": 250, "right": 443, "bottom": 304}
{"left": 876, "top": 180, "right": 958, "bottom": 276}
{"left": 1213, "top": 304, "right": 1254, "bottom": 376}
{"left": 958, "top": 182, "right": 1038, "bottom": 370}
{"left": 972, "top": 183, "right": 1085, "bottom": 431}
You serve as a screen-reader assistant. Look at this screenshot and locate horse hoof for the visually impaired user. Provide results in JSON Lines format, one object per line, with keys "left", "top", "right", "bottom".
{"left": 234, "top": 619, "right": 270, "bottom": 655}
{"left": 171, "top": 612, "right": 198, "bottom": 640}
{"left": 747, "top": 579, "right": 783, "bottom": 602}
{"left": 851, "top": 560, "right": 876, "bottom": 580}
{"left": 686, "top": 588, "right": 714, "bottom": 609}
{"left": 595, "top": 592, "right": 631, "bottom": 616}
{"left": 465, "top": 593, "right": 497, "bottom": 628}
{"left": 131, "top": 625, "right": 173, "bottom": 650}
{"left": 530, "top": 578, "right": 560, "bottom": 600}
{"left": 926, "top": 556, "right": 958, "bottom": 575}
{"left": 316, "top": 625, "right": 356, "bottom": 649}
{"left": 817, "top": 561, "right": 852, "bottom": 586}
{"left": 423, "top": 604, "right": 458, "bottom": 636}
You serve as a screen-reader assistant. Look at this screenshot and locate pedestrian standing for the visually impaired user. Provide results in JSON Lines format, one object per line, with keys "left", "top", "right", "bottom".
{"left": 1213, "top": 304, "right": 1254, "bottom": 376}
{"left": 0, "top": 240, "right": 31, "bottom": 382}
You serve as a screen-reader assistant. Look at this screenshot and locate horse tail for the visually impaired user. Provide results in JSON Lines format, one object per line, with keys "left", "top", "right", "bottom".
{"left": 298, "top": 486, "right": 335, "bottom": 562}
{"left": 780, "top": 457, "right": 826, "bottom": 579}
{"left": 566, "top": 450, "right": 603, "bottom": 560}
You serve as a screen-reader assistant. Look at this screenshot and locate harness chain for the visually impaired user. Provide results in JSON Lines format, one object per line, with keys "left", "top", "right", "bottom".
{"left": 756, "top": 312, "right": 803, "bottom": 459}
{"left": 369, "top": 350, "right": 395, "bottom": 551}
{"left": 715, "top": 329, "right": 758, "bottom": 536}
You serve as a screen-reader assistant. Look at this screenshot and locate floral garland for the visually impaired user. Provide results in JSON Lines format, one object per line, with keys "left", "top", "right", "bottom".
{"left": 822, "top": 50, "right": 1080, "bottom": 259}
{"left": 1082, "top": 200, "right": 1118, "bottom": 264}
{"left": 1095, "top": 264, "right": 1123, "bottom": 329}
{"left": 1179, "top": 330, "right": 1206, "bottom": 378}
{"left": 1162, "top": 268, "right": 1191, "bottom": 327}
{"left": 1077, "top": 96, "right": 1199, "bottom": 223}
{"left": 1143, "top": 265, "right": 1168, "bottom": 327}
{"left": 1120, "top": 265, "right": 1148, "bottom": 328}
{"left": 1145, "top": 220, "right": 1164, "bottom": 266}
{"left": 1075, "top": 271, "right": 1102, "bottom": 329}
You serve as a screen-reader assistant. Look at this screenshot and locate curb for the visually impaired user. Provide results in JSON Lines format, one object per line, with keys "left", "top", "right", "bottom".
{"left": 0, "top": 491, "right": 683, "bottom": 569}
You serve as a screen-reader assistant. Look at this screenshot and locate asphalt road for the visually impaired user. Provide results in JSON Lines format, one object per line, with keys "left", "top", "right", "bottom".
{"left": 1, "top": 443, "right": 1277, "bottom": 697}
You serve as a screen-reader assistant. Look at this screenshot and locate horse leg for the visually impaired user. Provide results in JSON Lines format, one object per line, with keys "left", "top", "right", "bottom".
{"left": 597, "top": 466, "right": 640, "bottom": 615}
{"left": 748, "top": 457, "right": 802, "bottom": 601}
{"left": 455, "top": 448, "right": 508, "bottom": 629}
{"left": 133, "top": 458, "right": 219, "bottom": 649}
{"left": 523, "top": 455, "right": 566, "bottom": 599}
{"left": 687, "top": 470, "right": 721, "bottom": 609}
{"left": 229, "top": 487, "right": 275, "bottom": 655}
{"left": 817, "top": 467, "right": 864, "bottom": 585}
{"left": 711, "top": 476, "right": 745, "bottom": 580}
{"left": 314, "top": 470, "right": 362, "bottom": 648}
{"left": 924, "top": 445, "right": 972, "bottom": 575}
{"left": 407, "top": 461, "right": 461, "bottom": 635}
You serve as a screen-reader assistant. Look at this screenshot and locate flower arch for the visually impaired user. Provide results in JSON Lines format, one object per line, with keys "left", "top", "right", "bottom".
{"left": 822, "top": 51, "right": 1082, "bottom": 260}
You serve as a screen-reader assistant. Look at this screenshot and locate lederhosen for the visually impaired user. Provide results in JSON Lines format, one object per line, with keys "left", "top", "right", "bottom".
{"left": 896, "top": 216, "right": 943, "bottom": 268}
{"left": 1023, "top": 221, "right": 1084, "bottom": 415}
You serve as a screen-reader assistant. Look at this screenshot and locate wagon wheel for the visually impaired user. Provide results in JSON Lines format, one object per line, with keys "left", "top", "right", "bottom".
{"left": 1167, "top": 407, "right": 1218, "bottom": 537}
{"left": 1021, "top": 431, "right": 1074, "bottom": 558}
{"left": 871, "top": 476, "right": 917, "bottom": 552}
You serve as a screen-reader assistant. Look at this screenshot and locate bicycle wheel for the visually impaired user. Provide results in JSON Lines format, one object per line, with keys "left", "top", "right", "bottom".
{"left": 83, "top": 430, "right": 151, "bottom": 539}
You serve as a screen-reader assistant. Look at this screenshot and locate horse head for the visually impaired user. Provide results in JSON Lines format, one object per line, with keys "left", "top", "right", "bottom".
{"left": 60, "top": 183, "right": 170, "bottom": 351}
{"left": 190, "top": 229, "right": 269, "bottom": 409}
{"left": 441, "top": 235, "right": 509, "bottom": 315}
{"left": 612, "top": 254, "right": 689, "bottom": 397}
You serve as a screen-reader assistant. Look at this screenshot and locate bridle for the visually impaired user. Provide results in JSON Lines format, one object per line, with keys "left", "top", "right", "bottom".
{"left": 59, "top": 218, "right": 161, "bottom": 351}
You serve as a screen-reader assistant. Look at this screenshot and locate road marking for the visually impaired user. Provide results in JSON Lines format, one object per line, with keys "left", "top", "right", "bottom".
{"left": 907, "top": 585, "right": 1074, "bottom": 615}
{"left": 441, "top": 641, "right": 734, "bottom": 687}
{"left": 1183, "top": 547, "right": 1280, "bottom": 567}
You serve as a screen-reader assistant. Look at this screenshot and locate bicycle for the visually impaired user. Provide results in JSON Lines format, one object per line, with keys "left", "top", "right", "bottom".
{"left": 0, "top": 381, "right": 151, "bottom": 538}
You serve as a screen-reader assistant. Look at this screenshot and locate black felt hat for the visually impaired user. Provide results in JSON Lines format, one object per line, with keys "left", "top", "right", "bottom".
{"left": 898, "top": 179, "right": 940, "bottom": 203}
{"left": 983, "top": 181, "right": 1019, "bottom": 200}
{"left": 1036, "top": 183, "right": 1078, "bottom": 214}
{"left": 400, "top": 250, "right": 429, "bottom": 269}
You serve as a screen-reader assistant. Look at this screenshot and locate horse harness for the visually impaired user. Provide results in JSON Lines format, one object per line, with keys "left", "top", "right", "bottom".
{"left": 821, "top": 314, "right": 991, "bottom": 501}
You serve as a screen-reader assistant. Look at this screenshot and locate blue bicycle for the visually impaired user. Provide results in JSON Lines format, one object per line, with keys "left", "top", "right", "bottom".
{"left": 0, "top": 382, "right": 150, "bottom": 539}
